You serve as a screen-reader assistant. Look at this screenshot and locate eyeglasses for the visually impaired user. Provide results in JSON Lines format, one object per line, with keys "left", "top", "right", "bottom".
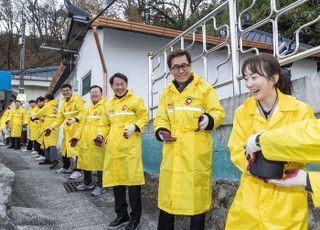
{"left": 170, "top": 64, "right": 190, "bottom": 72}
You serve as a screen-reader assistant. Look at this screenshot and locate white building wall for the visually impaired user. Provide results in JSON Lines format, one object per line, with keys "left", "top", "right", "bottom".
{"left": 76, "top": 30, "right": 105, "bottom": 107}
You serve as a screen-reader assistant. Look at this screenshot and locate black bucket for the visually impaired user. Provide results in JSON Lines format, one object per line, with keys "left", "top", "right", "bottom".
{"left": 249, "top": 151, "right": 284, "bottom": 179}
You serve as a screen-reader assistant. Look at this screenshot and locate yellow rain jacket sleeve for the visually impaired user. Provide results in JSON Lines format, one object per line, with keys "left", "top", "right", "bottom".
{"left": 226, "top": 90, "right": 315, "bottom": 230}
{"left": 260, "top": 119, "right": 320, "bottom": 162}
{"left": 309, "top": 172, "right": 320, "bottom": 207}
{"left": 50, "top": 95, "right": 85, "bottom": 157}
{"left": 102, "top": 91, "right": 148, "bottom": 187}
{"left": 154, "top": 75, "right": 225, "bottom": 215}
{"left": 0, "top": 109, "right": 10, "bottom": 129}
{"left": 98, "top": 106, "right": 111, "bottom": 140}
{"left": 28, "top": 106, "right": 42, "bottom": 141}
{"left": 75, "top": 98, "right": 108, "bottom": 171}
{"left": 33, "top": 100, "right": 59, "bottom": 148}
{"left": 9, "top": 107, "right": 26, "bottom": 137}
{"left": 259, "top": 119, "right": 320, "bottom": 207}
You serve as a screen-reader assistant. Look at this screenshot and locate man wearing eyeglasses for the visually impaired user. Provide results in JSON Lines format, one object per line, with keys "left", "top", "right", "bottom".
{"left": 154, "top": 49, "right": 226, "bottom": 230}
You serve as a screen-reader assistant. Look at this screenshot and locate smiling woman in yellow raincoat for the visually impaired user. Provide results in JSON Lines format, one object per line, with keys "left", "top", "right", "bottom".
{"left": 226, "top": 54, "right": 315, "bottom": 230}
{"left": 244, "top": 119, "right": 320, "bottom": 208}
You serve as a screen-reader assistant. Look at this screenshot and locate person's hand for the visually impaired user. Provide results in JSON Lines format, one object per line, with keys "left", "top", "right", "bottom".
{"left": 158, "top": 130, "right": 177, "bottom": 142}
{"left": 69, "top": 138, "right": 79, "bottom": 147}
{"left": 66, "top": 118, "right": 77, "bottom": 126}
{"left": 123, "top": 125, "right": 136, "bottom": 139}
{"left": 245, "top": 133, "right": 262, "bottom": 161}
{"left": 195, "top": 114, "right": 209, "bottom": 132}
{"left": 268, "top": 169, "right": 307, "bottom": 187}
{"left": 44, "top": 128, "right": 53, "bottom": 136}
{"left": 93, "top": 135, "right": 104, "bottom": 147}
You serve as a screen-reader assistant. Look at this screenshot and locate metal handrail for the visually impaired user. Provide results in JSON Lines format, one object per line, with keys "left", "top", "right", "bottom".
{"left": 148, "top": 0, "right": 320, "bottom": 119}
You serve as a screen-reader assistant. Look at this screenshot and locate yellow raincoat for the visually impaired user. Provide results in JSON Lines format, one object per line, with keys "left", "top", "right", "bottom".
{"left": 99, "top": 91, "right": 148, "bottom": 187}
{"left": 51, "top": 95, "right": 85, "bottom": 157}
{"left": 0, "top": 109, "right": 10, "bottom": 129}
{"left": 226, "top": 90, "right": 315, "bottom": 230}
{"left": 25, "top": 106, "right": 41, "bottom": 141}
{"left": 74, "top": 98, "right": 108, "bottom": 171}
{"left": 9, "top": 107, "right": 26, "bottom": 137}
{"left": 154, "top": 75, "right": 225, "bottom": 215}
{"left": 260, "top": 119, "right": 320, "bottom": 207}
{"left": 32, "top": 100, "right": 59, "bottom": 148}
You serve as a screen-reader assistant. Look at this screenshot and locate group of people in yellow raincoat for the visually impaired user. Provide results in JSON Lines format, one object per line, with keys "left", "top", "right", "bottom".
{"left": 1, "top": 49, "right": 319, "bottom": 230}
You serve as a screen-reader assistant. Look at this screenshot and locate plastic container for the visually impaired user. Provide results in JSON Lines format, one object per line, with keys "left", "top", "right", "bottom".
{"left": 249, "top": 151, "right": 284, "bottom": 179}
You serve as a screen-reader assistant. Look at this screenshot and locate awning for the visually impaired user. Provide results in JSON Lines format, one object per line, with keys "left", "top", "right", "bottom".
{"left": 0, "top": 71, "right": 11, "bottom": 91}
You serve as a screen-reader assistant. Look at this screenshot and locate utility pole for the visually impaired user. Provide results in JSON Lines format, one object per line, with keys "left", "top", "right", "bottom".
{"left": 18, "top": 15, "right": 26, "bottom": 94}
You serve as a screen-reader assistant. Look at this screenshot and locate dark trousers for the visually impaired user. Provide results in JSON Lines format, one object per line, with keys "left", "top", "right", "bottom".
{"left": 10, "top": 137, "right": 21, "bottom": 149}
{"left": 45, "top": 146, "right": 58, "bottom": 161}
{"left": 62, "top": 155, "right": 71, "bottom": 169}
{"left": 27, "top": 139, "right": 33, "bottom": 150}
{"left": 157, "top": 209, "right": 206, "bottom": 230}
{"left": 113, "top": 185, "right": 142, "bottom": 222}
{"left": 83, "top": 170, "right": 102, "bottom": 187}
{"left": 62, "top": 155, "right": 79, "bottom": 171}
{"left": 33, "top": 141, "right": 44, "bottom": 156}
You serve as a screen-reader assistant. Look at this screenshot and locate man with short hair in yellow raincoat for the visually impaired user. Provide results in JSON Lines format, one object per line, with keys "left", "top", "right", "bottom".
{"left": 7, "top": 100, "right": 26, "bottom": 150}
{"left": 70, "top": 85, "right": 107, "bottom": 196}
{"left": 24, "top": 100, "right": 39, "bottom": 151}
{"left": 95, "top": 73, "right": 148, "bottom": 230}
{"left": 154, "top": 49, "right": 226, "bottom": 230}
{"left": 245, "top": 119, "right": 320, "bottom": 208}
{"left": 32, "top": 94, "right": 60, "bottom": 168}
{"left": 45, "top": 83, "right": 85, "bottom": 179}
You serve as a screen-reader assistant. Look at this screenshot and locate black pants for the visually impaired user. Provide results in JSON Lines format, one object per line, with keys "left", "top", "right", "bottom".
{"left": 10, "top": 137, "right": 21, "bottom": 149}
{"left": 62, "top": 155, "right": 80, "bottom": 171}
{"left": 27, "top": 139, "right": 33, "bottom": 150}
{"left": 33, "top": 141, "right": 44, "bottom": 156}
{"left": 113, "top": 185, "right": 142, "bottom": 222}
{"left": 83, "top": 170, "right": 102, "bottom": 187}
{"left": 157, "top": 209, "right": 206, "bottom": 230}
{"left": 45, "top": 146, "right": 58, "bottom": 161}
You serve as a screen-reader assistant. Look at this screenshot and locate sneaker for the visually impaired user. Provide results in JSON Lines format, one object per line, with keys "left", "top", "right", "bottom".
{"left": 32, "top": 154, "right": 41, "bottom": 158}
{"left": 22, "top": 148, "right": 28, "bottom": 152}
{"left": 69, "top": 171, "right": 82, "bottom": 180}
{"left": 39, "top": 159, "right": 53, "bottom": 165}
{"left": 56, "top": 167, "right": 69, "bottom": 173}
{"left": 91, "top": 187, "right": 104, "bottom": 196}
{"left": 107, "top": 216, "right": 130, "bottom": 229}
{"left": 35, "top": 156, "right": 45, "bottom": 161}
{"left": 76, "top": 183, "right": 94, "bottom": 191}
{"left": 125, "top": 220, "right": 141, "bottom": 230}
{"left": 30, "top": 151, "right": 38, "bottom": 154}
{"left": 49, "top": 160, "right": 59, "bottom": 169}
{"left": 0, "top": 142, "right": 5, "bottom": 146}
{"left": 65, "top": 168, "right": 73, "bottom": 173}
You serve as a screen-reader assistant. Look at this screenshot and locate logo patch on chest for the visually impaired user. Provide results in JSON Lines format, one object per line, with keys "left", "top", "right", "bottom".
{"left": 122, "top": 105, "right": 128, "bottom": 111}
{"left": 184, "top": 97, "right": 193, "bottom": 105}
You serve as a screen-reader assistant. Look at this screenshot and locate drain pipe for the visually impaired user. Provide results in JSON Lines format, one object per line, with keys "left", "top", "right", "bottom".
{"left": 93, "top": 26, "right": 108, "bottom": 97}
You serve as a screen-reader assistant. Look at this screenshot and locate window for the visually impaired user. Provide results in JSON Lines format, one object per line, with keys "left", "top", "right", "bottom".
{"left": 81, "top": 71, "right": 91, "bottom": 96}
